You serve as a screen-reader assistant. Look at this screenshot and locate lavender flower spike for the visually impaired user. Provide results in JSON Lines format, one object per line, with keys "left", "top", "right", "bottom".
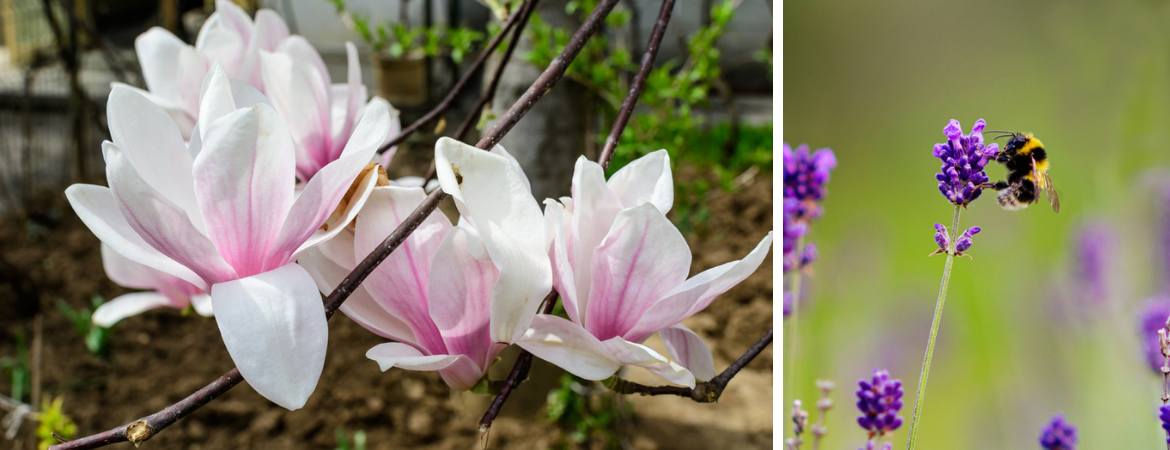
{"left": 933, "top": 119, "right": 999, "bottom": 207}
{"left": 784, "top": 143, "right": 837, "bottom": 221}
{"left": 856, "top": 369, "right": 904, "bottom": 438}
{"left": 1159, "top": 405, "right": 1170, "bottom": 444}
{"left": 1139, "top": 297, "right": 1170, "bottom": 374}
{"left": 1073, "top": 221, "right": 1114, "bottom": 307}
{"left": 929, "top": 224, "right": 981, "bottom": 258}
{"left": 1038, "top": 414, "right": 1077, "bottom": 449}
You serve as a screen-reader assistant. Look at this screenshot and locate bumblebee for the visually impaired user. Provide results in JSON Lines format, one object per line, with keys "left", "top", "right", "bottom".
{"left": 982, "top": 131, "right": 1059, "bottom": 213}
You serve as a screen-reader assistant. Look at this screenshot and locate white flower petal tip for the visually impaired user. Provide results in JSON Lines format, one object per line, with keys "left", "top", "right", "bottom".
{"left": 211, "top": 263, "right": 327, "bottom": 410}
{"left": 659, "top": 325, "right": 717, "bottom": 382}
{"left": 603, "top": 337, "right": 696, "bottom": 388}
{"left": 365, "top": 343, "right": 483, "bottom": 391}
{"left": 91, "top": 293, "right": 176, "bottom": 327}
{"left": 514, "top": 315, "right": 621, "bottom": 381}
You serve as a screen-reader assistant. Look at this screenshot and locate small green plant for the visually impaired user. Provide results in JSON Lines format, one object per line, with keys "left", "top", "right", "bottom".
{"left": 334, "top": 427, "right": 367, "bottom": 450}
{"left": 546, "top": 374, "right": 626, "bottom": 449}
{"left": 35, "top": 395, "right": 76, "bottom": 450}
{"left": 329, "top": 0, "right": 484, "bottom": 63}
{"left": 57, "top": 296, "right": 111, "bottom": 357}
{"left": 0, "top": 330, "right": 30, "bottom": 402}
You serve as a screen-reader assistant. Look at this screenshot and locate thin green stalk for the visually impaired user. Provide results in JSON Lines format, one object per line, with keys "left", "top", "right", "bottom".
{"left": 905, "top": 205, "right": 962, "bottom": 450}
{"left": 786, "top": 233, "right": 807, "bottom": 394}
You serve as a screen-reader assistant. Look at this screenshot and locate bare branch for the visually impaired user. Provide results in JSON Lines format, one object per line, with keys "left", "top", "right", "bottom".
{"left": 598, "top": 0, "right": 676, "bottom": 170}
{"left": 477, "top": 290, "right": 558, "bottom": 431}
{"left": 453, "top": 0, "right": 539, "bottom": 142}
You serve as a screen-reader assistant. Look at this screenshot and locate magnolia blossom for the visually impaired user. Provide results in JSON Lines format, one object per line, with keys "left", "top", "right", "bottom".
{"left": 122, "top": 1, "right": 291, "bottom": 139}
{"left": 301, "top": 138, "right": 551, "bottom": 390}
{"left": 92, "top": 244, "right": 212, "bottom": 327}
{"left": 517, "top": 151, "right": 774, "bottom": 387}
{"left": 65, "top": 64, "right": 392, "bottom": 409}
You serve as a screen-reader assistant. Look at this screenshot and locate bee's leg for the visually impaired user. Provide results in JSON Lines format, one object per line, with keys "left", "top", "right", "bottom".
{"left": 980, "top": 181, "right": 1010, "bottom": 191}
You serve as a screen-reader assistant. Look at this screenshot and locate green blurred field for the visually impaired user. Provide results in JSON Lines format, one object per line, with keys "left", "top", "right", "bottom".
{"left": 784, "top": 0, "right": 1170, "bottom": 448}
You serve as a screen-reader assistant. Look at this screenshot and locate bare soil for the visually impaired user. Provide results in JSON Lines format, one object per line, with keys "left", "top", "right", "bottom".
{"left": 0, "top": 161, "right": 772, "bottom": 450}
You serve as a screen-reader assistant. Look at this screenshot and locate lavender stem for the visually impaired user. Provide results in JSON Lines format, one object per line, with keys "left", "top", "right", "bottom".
{"left": 905, "top": 205, "right": 961, "bottom": 450}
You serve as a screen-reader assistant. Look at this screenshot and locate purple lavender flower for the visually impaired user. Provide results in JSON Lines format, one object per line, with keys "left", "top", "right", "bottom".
{"left": 1159, "top": 405, "right": 1170, "bottom": 444}
{"left": 783, "top": 292, "right": 793, "bottom": 317}
{"left": 1038, "top": 414, "right": 1077, "bottom": 449}
{"left": 783, "top": 199, "right": 808, "bottom": 273}
{"left": 860, "top": 442, "right": 893, "bottom": 450}
{"left": 1072, "top": 221, "right": 1114, "bottom": 307}
{"left": 784, "top": 143, "right": 837, "bottom": 220}
{"left": 801, "top": 243, "right": 818, "bottom": 267}
{"left": 933, "top": 119, "right": 999, "bottom": 207}
{"left": 1140, "top": 297, "right": 1170, "bottom": 374}
{"left": 930, "top": 224, "right": 981, "bottom": 257}
{"left": 855, "top": 369, "right": 904, "bottom": 438}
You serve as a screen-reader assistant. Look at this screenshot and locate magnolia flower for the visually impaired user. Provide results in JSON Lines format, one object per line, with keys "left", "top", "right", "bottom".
{"left": 301, "top": 138, "right": 551, "bottom": 390}
{"left": 92, "top": 243, "right": 212, "bottom": 327}
{"left": 65, "top": 64, "right": 392, "bottom": 409}
{"left": 124, "top": 1, "right": 290, "bottom": 138}
{"left": 517, "top": 151, "right": 774, "bottom": 387}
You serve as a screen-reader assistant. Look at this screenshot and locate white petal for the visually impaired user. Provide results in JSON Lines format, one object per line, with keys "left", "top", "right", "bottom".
{"left": 107, "top": 87, "right": 201, "bottom": 225}
{"left": 434, "top": 137, "right": 552, "bottom": 344}
{"left": 101, "top": 243, "right": 161, "bottom": 290}
{"left": 211, "top": 263, "right": 327, "bottom": 410}
{"left": 197, "top": 63, "right": 238, "bottom": 139}
{"left": 658, "top": 325, "right": 716, "bottom": 382}
{"left": 602, "top": 336, "right": 695, "bottom": 388}
{"left": 543, "top": 199, "right": 580, "bottom": 324}
{"left": 568, "top": 157, "right": 624, "bottom": 320}
{"left": 515, "top": 315, "right": 621, "bottom": 380}
{"left": 628, "top": 232, "right": 774, "bottom": 342}
{"left": 365, "top": 343, "right": 485, "bottom": 391}
{"left": 191, "top": 293, "right": 214, "bottom": 316}
{"left": 606, "top": 149, "right": 673, "bottom": 214}
{"left": 110, "top": 83, "right": 198, "bottom": 141}
{"left": 92, "top": 292, "right": 179, "bottom": 327}
{"left": 65, "top": 184, "right": 207, "bottom": 290}
{"left": 134, "top": 27, "right": 186, "bottom": 103}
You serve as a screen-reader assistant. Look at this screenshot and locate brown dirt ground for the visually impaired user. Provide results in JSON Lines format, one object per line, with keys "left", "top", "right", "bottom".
{"left": 0, "top": 159, "right": 772, "bottom": 450}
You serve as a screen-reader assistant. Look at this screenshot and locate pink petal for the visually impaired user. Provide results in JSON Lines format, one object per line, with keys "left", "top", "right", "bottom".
{"left": 354, "top": 186, "right": 450, "bottom": 353}
{"left": 193, "top": 104, "right": 295, "bottom": 276}
{"left": 435, "top": 137, "right": 552, "bottom": 344}
{"left": 602, "top": 336, "right": 695, "bottom": 388}
{"left": 105, "top": 142, "right": 237, "bottom": 285}
{"left": 298, "top": 245, "right": 417, "bottom": 345}
{"left": 606, "top": 149, "right": 673, "bottom": 214}
{"left": 365, "top": 343, "right": 486, "bottom": 391}
{"left": 544, "top": 199, "right": 581, "bottom": 324}
{"left": 266, "top": 99, "right": 391, "bottom": 265}
{"left": 428, "top": 227, "right": 499, "bottom": 368}
{"left": 102, "top": 243, "right": 199, "bottom": 304}
{"left": 658, "top": 324, "right": 717, "bottom": 382}
{"left": 260, "top": 46, "right": 330, "bottom": 178}
{"left": 211, "top": 262, "right": 327, "bottom": 410}
{"left": 627, "top": 232, "right": 774, "bottom": 342}
{"left": 241, "top": 9, "right": 290, "bottom": 88}
{"left": 585, "top": 203, "right": 690, "bottom": 340}
{"left": 66, "top": 184, "right": 206, "bottom": 290}
{"left": 515, "top": 314, "right": 621, "bottom": 380}
{"left": 568, "top": 157, "right": 624, "bottom": 321}
{"left": 196, "top": 1, "right": 252, "bottom": 76}
{"left": 92, "top": 292, "right": 180, "bottom": 327}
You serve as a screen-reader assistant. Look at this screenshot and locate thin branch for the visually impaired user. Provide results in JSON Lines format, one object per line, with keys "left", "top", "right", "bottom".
{"left": 375, "top": 0, "right": 529, "bottom": 155}
{"left": 478, "top": 290, "right": 558, "bottom": 431}
{"left": 452, "top": 0, "right": 538, "bottom": 142}
{"left": 52, "top": 1, "right": 622, "bottom": 447}
{"left": 476, "top": 0, "right": 621, "bottom": 150}
{"left": 606, "top": 328, "right": 773, "bottom": 402}
{"left": 598, "top": 0, "right": 675, "bottom": 170}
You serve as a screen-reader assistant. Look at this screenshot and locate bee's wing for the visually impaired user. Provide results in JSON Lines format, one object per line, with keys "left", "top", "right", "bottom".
{"left": 1043, "top": 172, "right": 1059, "bottom": 213}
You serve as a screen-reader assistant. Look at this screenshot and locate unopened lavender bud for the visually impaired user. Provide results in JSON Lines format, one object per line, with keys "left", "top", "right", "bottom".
{"left": 801, "top": 243, "right": 818, "bottom": 268}
{"left": 1038, "top": 414, "right": 1077, "bottom": 450}
{"left": 955, "top": 227, "right": 981, "bottom": 252}
{"left": 933, "top": 224, "right": 950, "bottom": 250}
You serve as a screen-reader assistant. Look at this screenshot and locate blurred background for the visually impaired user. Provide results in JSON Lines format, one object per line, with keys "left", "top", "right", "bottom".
{"left": 0, "top": 0, "right": 774, "bottom": 448}
{"left": 784, "top": 0, "right": 1170, "bottom": 448}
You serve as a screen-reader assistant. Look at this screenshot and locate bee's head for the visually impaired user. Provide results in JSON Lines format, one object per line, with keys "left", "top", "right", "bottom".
{"left": 987, "top": 130, "right": 1027, "bottom": 153}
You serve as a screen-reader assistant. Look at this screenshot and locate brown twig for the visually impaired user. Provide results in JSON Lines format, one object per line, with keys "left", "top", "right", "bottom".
{"left": 598, "top": 0, "right": 676, "bottom": 170}
{"left": 605, "top": 327, "right": 772, "bottom": 402}
{"left": 375, "top": 0, "right": 530, "bottom": 155}
{"left": 476, "top": 0, "right": 621, "bottom": 150}
{"left": 52, "top": 1, "right": 622, "bottom": 448}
